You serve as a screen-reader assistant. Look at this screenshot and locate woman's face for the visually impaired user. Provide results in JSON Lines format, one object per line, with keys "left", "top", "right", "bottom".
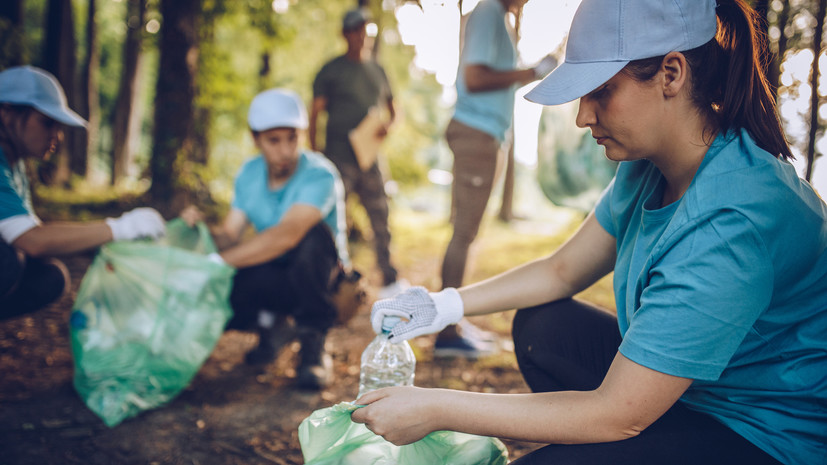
{"left": 575, "top": 70, "right": 665, "bottom": 163}
{"left": 19, "top": 110, "right": 63, "bottom": 160}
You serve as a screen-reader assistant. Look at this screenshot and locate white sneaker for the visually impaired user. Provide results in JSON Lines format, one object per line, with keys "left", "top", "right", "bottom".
{"left": 378, "top": 279, "right": 411, "bottom": 300}
{"left": 459, "top": 319, "right": 498, "bottom": 343}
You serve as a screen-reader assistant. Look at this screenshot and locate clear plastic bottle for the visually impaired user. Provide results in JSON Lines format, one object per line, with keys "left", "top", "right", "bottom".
{"left": 357, "top": 316, "right": 416, "bottom": 398}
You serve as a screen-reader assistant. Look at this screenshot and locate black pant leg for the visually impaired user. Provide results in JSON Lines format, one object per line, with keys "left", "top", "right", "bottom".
{"left": 286, "top": 222, "right": 339, "bottom": 331}
{"left": 0, "top": 241, "right": 68, "bottom": 320}
{"left": 512, "top": 298, "right": 621, "bottom": 392}
{"left": 226, "top": 222, "right": 339, "bottom": 332}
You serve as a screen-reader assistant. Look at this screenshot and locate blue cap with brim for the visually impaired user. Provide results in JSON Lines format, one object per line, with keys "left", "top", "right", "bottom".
{"left": 525, "top": 0, "right": 717, "bottom": 106}
{"left": 0, "top": 65, "right": 88, "bottom": 128}
{"left": 248, "top": 88, "right": 308, "bottom": 131}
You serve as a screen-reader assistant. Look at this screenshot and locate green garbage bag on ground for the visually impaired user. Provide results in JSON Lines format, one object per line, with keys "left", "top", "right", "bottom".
{"left": 69, "top": 219, "right": 235, "bottom": 427}
{"left": 299, "top": 402, "right": 509, "bottom": 465}
{"left": 537, "top": 101, "right": 618, "bottom": 212}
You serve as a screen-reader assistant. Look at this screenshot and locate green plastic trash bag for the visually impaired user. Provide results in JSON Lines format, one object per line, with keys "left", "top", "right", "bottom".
{"left": 299, "top": 402, "right": 509, "bottom": 465}
{"left": 537, "top": 101, "right": 618, "bottom": 212}
{"left": 69, "top": 219, "right": 235, "bottom": 427}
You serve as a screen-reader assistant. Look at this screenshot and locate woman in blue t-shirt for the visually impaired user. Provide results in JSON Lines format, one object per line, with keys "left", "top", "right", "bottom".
{"left": 0, "top": 66, "right": 165, "bottom": 320}
{"left": 354, "top": 1, "right": 826, "bottom": 464}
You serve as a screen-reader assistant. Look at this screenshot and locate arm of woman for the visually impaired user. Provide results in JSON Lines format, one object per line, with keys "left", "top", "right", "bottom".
{"left": 11, "top": 206, "right": 167, "bottom": 257}
{"left": 369, "top": 212, "right": 616, "bottom": 341}
{"left": 12, "top": 221, "right": 113, "bottom": 257}
{"left": 461, "top": 211, "right": 617, "bottom": 316}
{"left": 352, "top": 353, "right": 692, "bottom": 446}
{"left": 217, "top": 204, "right": 322, "bottom": 268}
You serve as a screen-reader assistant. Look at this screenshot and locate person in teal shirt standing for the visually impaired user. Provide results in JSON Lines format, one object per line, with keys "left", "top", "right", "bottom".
{"left": 436, "top": 0, "right": 555, "bottom": 358}
{"left": 355, "top": 1, "right": 826, "bottom": 463}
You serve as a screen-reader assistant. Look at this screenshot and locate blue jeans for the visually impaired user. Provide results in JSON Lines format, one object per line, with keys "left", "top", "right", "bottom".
{"left": 509, "top": 299, "right": 782, "bottom": 465}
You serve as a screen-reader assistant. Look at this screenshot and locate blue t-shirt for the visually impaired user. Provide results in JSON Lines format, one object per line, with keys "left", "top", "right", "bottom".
{"left": 0, "top": 147, "right": 39, "bottom": 243}
{"left": 231, "top": 150, "right": 349, "bottom": 264}
{"left": 453, "top": 0, "right": 518, "bottom": 142}
{"left": 595, "top": 129, "right": 827, "bottom": 465}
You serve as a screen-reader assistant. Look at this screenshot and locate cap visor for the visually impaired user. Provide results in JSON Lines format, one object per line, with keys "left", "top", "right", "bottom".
{"left": 37, "top": 104, "right": 88, "bottom": 128}
{"left": 525, "top": 60, "right": 628, "bottom": 106}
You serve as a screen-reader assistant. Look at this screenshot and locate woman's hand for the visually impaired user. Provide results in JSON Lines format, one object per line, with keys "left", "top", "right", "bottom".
{"left": 351, "top": 386, "right": 442, "bottom": 445}
{"left": 180, "top": 205, "right": 204, "bottom": 227}
{"left": 370, "top": 287, "right": 464, "bottom": 342}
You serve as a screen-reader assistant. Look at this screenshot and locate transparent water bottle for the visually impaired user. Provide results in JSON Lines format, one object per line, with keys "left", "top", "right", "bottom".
{"left": 357, "top": 316, "right": 416, "bottom": 398}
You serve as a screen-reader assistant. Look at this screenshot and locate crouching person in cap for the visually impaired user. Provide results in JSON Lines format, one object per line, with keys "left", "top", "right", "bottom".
{"left": 180, "top": 88, "right": 351, "bottom": 390}
{"left": 0, "top": 66, "right": 166, "bottom": 321}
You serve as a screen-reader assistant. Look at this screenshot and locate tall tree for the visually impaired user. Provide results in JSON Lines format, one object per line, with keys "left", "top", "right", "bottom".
{"left": 41, "top": 0, "right": 79, "bottom": 186}
{"left": 149, "top": 0, "right": 201, "bottom": 213}
{"left": 111, "top": 0, "right": 146, "bottom": 184}
{"left": 768, "top": 0, "right": 792, "bottom": 98}
{"left": 75, "top": 0, "right": 99, "bottom": 181}
{"left": 0, "top": 0, "right": 25, "bottom": 68}
{"left": 806, "top": 0, "right": 826, "bottom": 182}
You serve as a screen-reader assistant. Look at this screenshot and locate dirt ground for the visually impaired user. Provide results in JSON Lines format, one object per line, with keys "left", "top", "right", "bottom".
{"left": 0, "top": 252, "right": 542, "bottom": 465}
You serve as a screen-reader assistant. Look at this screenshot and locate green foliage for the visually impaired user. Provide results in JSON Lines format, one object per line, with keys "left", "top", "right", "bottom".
{"left": 0, "top": 18, "right": 27, "bottom": 68}
{"left": 21, "top": 1, "right": 46, "bottom": 65}
{"left": 33, "top": 178, "right": 150, "bottom": 220}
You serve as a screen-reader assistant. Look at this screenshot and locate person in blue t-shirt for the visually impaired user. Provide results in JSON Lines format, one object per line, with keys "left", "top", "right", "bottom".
{"left": 436, "top": 0, "right": 556, "bottom": 358}
{"left": 0, "top": 66, "right": 165, "bottom": 321}
{"left": 354, "top": 1, "right": 826, "bottom": 464}
{"left": 181, "top": 88, "right": 351, "bottom": 390}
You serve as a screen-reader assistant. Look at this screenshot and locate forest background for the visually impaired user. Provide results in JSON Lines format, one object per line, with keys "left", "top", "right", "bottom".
{"left": 0, "top": 1, "right": 826, "bottom": 464}
{"left": 0, "top": 0, "right": 825, "bottom": 220}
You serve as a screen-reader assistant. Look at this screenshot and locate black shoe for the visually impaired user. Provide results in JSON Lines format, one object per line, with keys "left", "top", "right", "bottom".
{"left": 244, "top": 316, "right": 296, "bottom": 366}
{"left": 295, "top": 327, "right": 332, "bottom": 389}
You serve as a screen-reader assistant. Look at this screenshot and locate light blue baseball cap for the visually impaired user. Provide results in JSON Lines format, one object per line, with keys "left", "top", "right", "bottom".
{"left": 525, "top": 0, "right": 718, "bottom": 106}
{"left": 0, "top": 65, "right": 88, "bottom": 127}
{"left": 248, "top": 88, "right": 308, "bottom": 131}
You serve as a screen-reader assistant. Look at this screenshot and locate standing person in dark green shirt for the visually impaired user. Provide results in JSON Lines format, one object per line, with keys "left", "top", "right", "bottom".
{"left": 310, "top": 8, "right": 408, "bottom": 300}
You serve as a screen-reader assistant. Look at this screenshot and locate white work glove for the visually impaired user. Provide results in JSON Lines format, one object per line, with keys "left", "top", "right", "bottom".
{"left": 106, "top": 207, "right": 166, "bottom": 241}
{"left": 534, "top": 54, "right": 558, "bottom": 80}
{"left": 370, "top": 286, "right": 464, "bottom": 343}
{"left": 207, "top": 252, "right": 226, "bottom": 265}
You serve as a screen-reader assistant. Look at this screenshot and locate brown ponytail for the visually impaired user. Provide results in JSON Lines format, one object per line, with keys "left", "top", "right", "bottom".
{"left": 624, "top": 0, "right": 793, "bottom": 160}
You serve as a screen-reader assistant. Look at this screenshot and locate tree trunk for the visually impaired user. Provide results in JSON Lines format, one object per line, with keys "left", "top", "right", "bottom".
{"left": 754, "top": 0, "right": 775, "bottom": 96}
{"left": 498, "top": 130, "right": 516, "bottom": 222}
{"left": 0, "top": 0, "right": 25, "bottom": 68}
{"left": 149, "top": 0, "right": 201, "bottom": 214}
{"left": 806, "top": 0, "right": 826, "bottom": 182}
{"left": 41, "top": 0, "right": 78, "bottom": 187}
{"left": 768, "top": 0, "right": 792, "bottom": 99}
{"left": 192, "top": 8, "right": 216, "bottom": 168}
{"left": 76, "top": 0, "right": 99, "bottom": 182}
{"left": 111, "top": 0, "right": 146, "bottom": 184}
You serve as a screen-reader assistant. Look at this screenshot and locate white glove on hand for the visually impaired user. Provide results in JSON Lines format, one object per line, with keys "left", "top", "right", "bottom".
{"left": 370, "top": 286, "right": 464, "bottom": 342}
{"left": 106, "top": 207, "right": 166, "bottom": 241}
{"left": 534, "top": 54, "right": 558, "bottom": 80}
{"left": 207, "top": 252, "right": 226, "bottom": 265}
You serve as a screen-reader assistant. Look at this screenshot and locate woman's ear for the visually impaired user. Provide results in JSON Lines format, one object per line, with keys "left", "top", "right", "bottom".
{"left": 660, "top": 51, "right": 688, "bottom": 98}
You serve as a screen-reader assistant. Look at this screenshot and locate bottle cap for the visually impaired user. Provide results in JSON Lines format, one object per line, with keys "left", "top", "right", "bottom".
{"left": 381, "top": 316, "right": 402, "bottom": 333}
